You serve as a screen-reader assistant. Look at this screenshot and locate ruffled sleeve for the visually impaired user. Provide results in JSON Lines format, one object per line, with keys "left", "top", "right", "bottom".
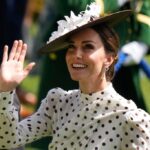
{"left": 0, "top": 88, "right": 61, "bottom": 149}
{"left": 121, "top": 109, "right": 150, "bottom": 149}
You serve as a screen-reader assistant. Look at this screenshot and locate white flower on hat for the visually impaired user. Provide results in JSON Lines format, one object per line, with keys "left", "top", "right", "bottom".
{"left": 47, "top": 2, "right": 101, "bottom": 44}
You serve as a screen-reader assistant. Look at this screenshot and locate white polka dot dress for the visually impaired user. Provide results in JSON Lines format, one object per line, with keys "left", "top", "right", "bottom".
{"left": 0, "top": 83, "right": 150, "bottom": 149}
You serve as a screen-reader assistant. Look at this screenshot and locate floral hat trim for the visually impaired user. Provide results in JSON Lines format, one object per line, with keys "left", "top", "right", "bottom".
{"left": 47, "top": 2, "right": 101, "bottom": 44}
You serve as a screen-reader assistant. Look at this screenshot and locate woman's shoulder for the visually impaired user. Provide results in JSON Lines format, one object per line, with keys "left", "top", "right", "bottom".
{"left": 107, "top": 88, "right": 138, "bottom": 111}
{"left": 104, "top": 83, "right": 138, "bottom": 110}
{"left": 46, "top": 87, "right": 79, "bottom": 98}
{"left": 40, "top": 88, "right": 79, "bottom": 107}
{"left": 124, "top": 108, "right": 150, "bottom": 123}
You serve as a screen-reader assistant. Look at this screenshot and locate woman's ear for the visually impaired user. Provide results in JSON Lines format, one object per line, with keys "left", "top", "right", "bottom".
{"left": 104, "top": 54, "right": 114, "bottom": 68}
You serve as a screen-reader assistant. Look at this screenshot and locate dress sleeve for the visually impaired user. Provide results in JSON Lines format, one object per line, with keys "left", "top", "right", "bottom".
{"left": 0, "top": 88, "right": 59, "bottom": 149}
{"left": 121, "top": 109, "right": 150, "bottom": 150}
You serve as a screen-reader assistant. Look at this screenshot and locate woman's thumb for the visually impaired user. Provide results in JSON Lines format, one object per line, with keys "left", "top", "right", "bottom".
{"left": 23, "top": 62, "right": 36, "bottom": 77}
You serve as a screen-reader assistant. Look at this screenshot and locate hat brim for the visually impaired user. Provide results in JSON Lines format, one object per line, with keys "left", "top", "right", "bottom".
{"left": 39, "top": 10, "right": 132, "bottom": 53}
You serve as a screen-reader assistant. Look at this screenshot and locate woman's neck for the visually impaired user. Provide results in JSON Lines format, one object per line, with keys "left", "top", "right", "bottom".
{"left": 79, "top": 78, "right": 108, "bottom": 94}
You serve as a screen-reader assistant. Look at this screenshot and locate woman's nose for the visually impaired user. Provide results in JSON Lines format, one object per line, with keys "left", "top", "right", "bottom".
{"left": 75, "top": 49, "right": 82, "bottom": 59}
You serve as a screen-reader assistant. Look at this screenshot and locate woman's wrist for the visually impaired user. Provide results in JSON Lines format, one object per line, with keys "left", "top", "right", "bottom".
{"left": 0, "top": 87, "right": 15, "bottom": 93}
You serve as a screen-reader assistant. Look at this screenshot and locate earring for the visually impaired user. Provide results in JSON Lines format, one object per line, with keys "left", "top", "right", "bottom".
{"left": 105, "top": 67, "right": 109, "bottom": 72}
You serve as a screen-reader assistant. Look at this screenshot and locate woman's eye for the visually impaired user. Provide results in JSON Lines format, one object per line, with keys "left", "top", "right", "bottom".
{"left": 67, "top": 44, "right": 76, "bottom": 51}
{"left": 83, "top": 44, "right": 95, "bottom": 50}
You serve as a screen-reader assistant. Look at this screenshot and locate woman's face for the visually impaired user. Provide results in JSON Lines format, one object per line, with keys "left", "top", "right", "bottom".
{"left": 66, "top": 28, "right": 113, "bottom": 82}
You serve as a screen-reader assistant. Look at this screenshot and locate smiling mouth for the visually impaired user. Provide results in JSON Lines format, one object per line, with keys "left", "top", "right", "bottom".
{"left": 72, "top": 64, "right": 87, "bottom": 69}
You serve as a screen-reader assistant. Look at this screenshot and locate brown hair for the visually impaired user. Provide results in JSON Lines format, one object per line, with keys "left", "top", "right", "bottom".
{"left": 92, "top": 23, "right": 119, "bottom": 81}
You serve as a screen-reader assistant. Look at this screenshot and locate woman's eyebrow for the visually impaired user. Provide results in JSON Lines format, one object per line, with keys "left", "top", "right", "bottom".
{"left": 82, "top": 40, "right": 96, "bottom": 44}
{"left": 67, "top": 40, "right": 96, "bottom": 44}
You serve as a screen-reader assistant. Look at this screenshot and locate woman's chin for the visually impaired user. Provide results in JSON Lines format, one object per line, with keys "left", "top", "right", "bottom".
{"left": 70, "top": 75, "right": 83, "bottom": 81}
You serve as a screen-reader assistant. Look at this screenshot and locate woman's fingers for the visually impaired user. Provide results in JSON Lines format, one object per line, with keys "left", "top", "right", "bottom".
{"left": 9, "top": 40, "right": 18, "bottom": 60}
{"left": 18, "top": 43, "right": 27, "bottom": 63}
{"left": 14, "top": 40, "right": 23, "bottom": 61}
{"left": 7, "top": 40, "right": 27, "bottom": 63}
{"left": 2, "top": 45, "right": 9, "bottom": 62}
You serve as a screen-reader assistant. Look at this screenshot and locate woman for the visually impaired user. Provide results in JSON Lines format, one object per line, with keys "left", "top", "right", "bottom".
{"left": 0, "top": 2, "right": 150, "bottom": 150}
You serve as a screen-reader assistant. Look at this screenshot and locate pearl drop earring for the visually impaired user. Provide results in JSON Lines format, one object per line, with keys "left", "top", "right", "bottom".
{"left": 105, "top": 67, "right": 109, "bottom": 72}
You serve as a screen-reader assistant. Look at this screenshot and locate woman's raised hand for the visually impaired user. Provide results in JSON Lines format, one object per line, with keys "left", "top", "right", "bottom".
{"left": 0, "top": 40, "right": 35, "bottom": 92}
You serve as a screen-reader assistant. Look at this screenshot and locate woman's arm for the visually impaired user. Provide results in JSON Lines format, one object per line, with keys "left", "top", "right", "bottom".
{"left": 0, "top": 40, "right": 37, "bottom": 149}
{"left": 0, "top": 88, "right": 57, "bottom": 149}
